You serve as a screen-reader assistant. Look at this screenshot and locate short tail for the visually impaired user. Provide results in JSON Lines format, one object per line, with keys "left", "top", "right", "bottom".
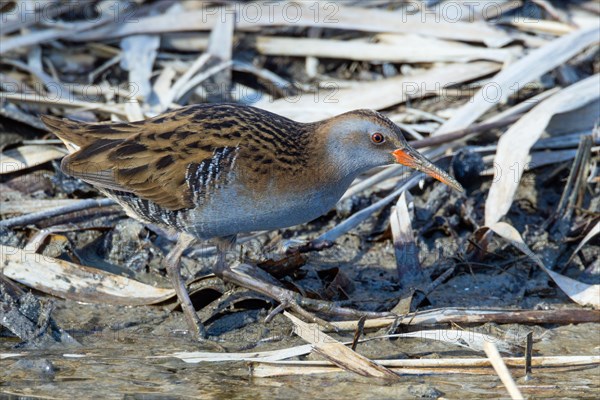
{"left": 41, "top": 115, "right": 89, "bottom": 153}
{"left": 41, "top": 115, "right": 137, "bottom": 154}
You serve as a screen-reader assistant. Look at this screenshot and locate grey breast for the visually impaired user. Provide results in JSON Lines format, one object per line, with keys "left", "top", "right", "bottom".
{"left": 181, "top": 177, "right": 350, "bottom": 239}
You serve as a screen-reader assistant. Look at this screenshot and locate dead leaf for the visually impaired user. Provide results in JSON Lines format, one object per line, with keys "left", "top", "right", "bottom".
{"left": 489, "top": 222, "right": 600, "bottom": 308}
{"left": 391, "top": 192, "right": 424, "bottom": 286}
{"left": 485, "top": 75, "right": 600, "bottom": 226}
{"left": 256, "top": 62, "right": 500, "bottom": 122}
{"left": 0, "top": 245, "right": 175, "bottom": 306}
{"left": 284, "top": 312, "right": 400, "bottom": 381}
{"left": 72, "top": 3, "right": 512, "bottom": 46}
{"left": 169, "top": 344, "right": 313, "bottom": 363}
{"left": 256, "top": 36, "right": 515, "bottom": 63}
{"left": 435, "top": 27, "right": 599, "bottom": 135}
{"left": 120, "top": 34, "right": 160, "bottom": 102}
{"left": 0, "top": 145, "right": 66, "bottom": 174}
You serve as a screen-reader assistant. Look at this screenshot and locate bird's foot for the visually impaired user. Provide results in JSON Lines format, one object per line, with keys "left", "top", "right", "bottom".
{"left": 215, "top": 262, "right": 338, "bottom": 331}
{"left": 212, "top": 234, "right": 393, "bottom": 331}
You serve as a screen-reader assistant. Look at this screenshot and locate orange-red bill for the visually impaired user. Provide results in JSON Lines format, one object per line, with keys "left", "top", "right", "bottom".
{"left": 393, "top": 148, "right": 463, "bottom": 192}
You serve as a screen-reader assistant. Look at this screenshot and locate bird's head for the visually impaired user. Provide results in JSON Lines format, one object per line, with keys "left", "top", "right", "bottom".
{"left": 319, "top": 109, "right": 463, "bottom": 192}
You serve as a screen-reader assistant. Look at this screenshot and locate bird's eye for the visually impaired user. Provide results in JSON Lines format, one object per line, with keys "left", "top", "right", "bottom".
{"left": 370, "top": 132, "right": 385, "bottom": 144}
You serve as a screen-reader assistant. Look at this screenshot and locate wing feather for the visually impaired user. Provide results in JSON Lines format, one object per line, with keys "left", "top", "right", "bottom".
{"left": 45, "top": 106, "right": 240, "bottom": 210}
{"left": 42, "top": 103, "right": 308, "bottom": 212}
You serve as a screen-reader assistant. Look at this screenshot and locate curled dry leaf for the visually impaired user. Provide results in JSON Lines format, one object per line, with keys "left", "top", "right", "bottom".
{"left": 317, "top": 267, "right": 354, "bottom": 300}
{"left": 0, "top": 245, "right": 175, "bottom": 306}
{"left": 485, "top": 75, "right": 600, "bottom": 226}
{"left": 488, "top": 222, "right": 600, "bottom": 308}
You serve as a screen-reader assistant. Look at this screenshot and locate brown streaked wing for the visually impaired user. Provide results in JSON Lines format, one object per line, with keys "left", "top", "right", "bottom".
{"left": 57, "top": 106, "right": 243, "bottom": 210}
{"left": 48, "top": 103, "right": 310, "bottom": 211}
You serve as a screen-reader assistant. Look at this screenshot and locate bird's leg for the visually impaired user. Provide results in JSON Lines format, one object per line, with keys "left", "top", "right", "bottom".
{"left": 165, "top": 233, "right": 207, "bottom": 340}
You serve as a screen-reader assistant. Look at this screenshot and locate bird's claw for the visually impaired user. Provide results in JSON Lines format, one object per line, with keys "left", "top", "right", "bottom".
{"left": 217, "top": 262, "right": 337, "bottom": 331}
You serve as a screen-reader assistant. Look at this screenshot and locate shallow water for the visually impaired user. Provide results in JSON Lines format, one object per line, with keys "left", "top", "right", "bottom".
{"left": 2, "top": 315, "right": 599, "bottom": 399}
